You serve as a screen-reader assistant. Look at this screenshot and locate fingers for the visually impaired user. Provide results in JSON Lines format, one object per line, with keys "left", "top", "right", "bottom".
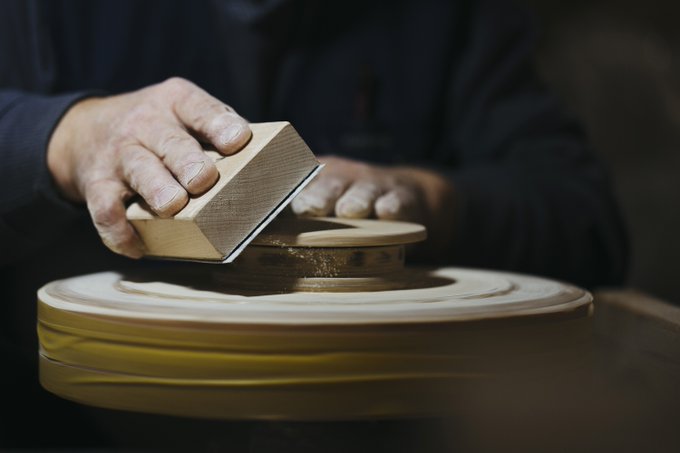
{"left": 375, "top": 187, "right": 421, "bottom": 221}
{"left": 138, "top": 124, "right": 218, "bottom": 195}
{"left": 291, "top": 177, "right": 349, "bottom": 217}
{"left": 335, "top": 181, "right": 382, "bottom": 218}
{"left": 166, "top": 78, "right": 251, "bottom": 155}
{"left": 85, "top": 179, "right": 145, "bottom": 258}
{"left": 118, "top": 144, "right": 189, "bottom": 217}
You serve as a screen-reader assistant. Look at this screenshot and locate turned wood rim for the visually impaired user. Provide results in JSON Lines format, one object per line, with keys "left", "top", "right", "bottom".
{"left": 251, "top": 217, "right": 427, "bottom": 248}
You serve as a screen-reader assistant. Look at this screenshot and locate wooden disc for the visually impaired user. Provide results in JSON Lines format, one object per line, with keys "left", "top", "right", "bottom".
{"left": 220, "top": 245, "right": 410, "bottom": 292}
{"left": 38, "top": 268, "right": 592, "bottom": 420}
{"left": 251, "top": 217, "right": 427, "bottom": 247}
{"left": 39, "top": 268, "right": 590, "bottom": 324}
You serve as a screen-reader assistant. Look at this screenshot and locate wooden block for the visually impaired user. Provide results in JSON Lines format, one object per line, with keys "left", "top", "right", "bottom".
{"left": 126, "top": 122, "right": 320, "bottom": 262}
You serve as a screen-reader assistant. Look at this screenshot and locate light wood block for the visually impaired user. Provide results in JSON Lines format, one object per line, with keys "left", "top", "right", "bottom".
{"left": 126, "top": 122, "right": 320, "bottom": 262}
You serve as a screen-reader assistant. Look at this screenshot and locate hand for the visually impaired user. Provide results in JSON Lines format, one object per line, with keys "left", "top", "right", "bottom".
{"left": 292, "top": 156, "right": 424, "bottom": 221}
{"left": 292, "top": 156, "right": 456, "bottom": 259}
{"left": 47, "top": 77, "right": 251, "bottom": 258}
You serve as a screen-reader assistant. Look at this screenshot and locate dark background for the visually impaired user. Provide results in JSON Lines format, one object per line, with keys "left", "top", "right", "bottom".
{"left": 2, "top": 2, "right": 678, "bottom": 450}
{"left": 520, "top": 0, "right": 680, "bottom": 304}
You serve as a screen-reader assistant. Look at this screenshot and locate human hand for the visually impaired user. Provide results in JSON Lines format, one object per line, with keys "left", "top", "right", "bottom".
{"left": 292, "top": 156, "right": 426, "bottom": 222}
{"left": 47, "top": 78, "right": 251, "bottom": 258}
{"left": 291, "top": 156, "right": 455, "bottom": 258}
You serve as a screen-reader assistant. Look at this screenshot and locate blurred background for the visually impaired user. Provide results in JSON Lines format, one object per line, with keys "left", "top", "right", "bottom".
{"left": 521, "top": 0, "right": 680, "bottom": 304}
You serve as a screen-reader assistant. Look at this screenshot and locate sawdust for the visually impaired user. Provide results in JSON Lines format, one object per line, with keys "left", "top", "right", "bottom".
{"left": 284, "top": 247, "right": 341, "bottom": 278}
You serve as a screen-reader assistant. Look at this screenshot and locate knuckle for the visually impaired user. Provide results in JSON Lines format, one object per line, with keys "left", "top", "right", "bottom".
{"left": 117, "top": 106, "right": 151, "bottom": 138}
{"left": 121, "top": 146, "right": 148, "bottom": 164}
{"left": 207, "top": 112, "right": 231, "bottom": 131}
{"left": 108, "top": 228, "right": 132, "bottom": 247}
{"left": 325, "top": 177, "right": 348, "bottom": 195}
{"left": 395, "top": 186, "right": 418, "bottom": 203}
{"left": 160, "top": 77, "right": 192, "bottom": 95}
{"left": 86, "top": 184, "right": 122, "bottom": 229}
{"left": 117, "top": 227, "right": 136, "bottom": 246}
{"left": 117, "top": 120, "right": 136, "bottom": 141}
{"left": 187, "top": 100, "right": 222, "bottom": 130}
{"left": 159, "top": 133, "right": 193, "bottom": 157}
{"left": 103, "top": 231, "right": 135, "bottom": 256}
{"left": 119, "top": 148, "right": 150, "bottom": 182}
{"left": 320, "top": 155, "right": 340, "bottom": 164}
{"left": 90, "top": 202, "right": 120, "bottom": 229}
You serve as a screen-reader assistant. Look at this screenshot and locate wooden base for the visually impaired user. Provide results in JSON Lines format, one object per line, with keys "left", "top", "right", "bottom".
{"left": 38, "top": 268, "right": 592, "bottom": 420}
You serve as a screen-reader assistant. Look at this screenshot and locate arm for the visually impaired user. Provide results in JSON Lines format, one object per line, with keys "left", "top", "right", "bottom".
{"left": 0, "top": 90, "right": 92, "bottom": 264}
{"left": 46, "top": 78, "right": 252, "bottom": 258}
{"left": 0, "top": 3, "right": 252, "bottom": 262}
{"left": 0, "top": 81, "right": 252, "bottom": 264}
{"left": 0, "top": 2, "right": 92, "bottom": 264}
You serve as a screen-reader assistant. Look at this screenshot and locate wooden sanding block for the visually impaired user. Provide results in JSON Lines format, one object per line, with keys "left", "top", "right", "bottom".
{"left": 126, "top": 122, "right": 321, "bottom": 263}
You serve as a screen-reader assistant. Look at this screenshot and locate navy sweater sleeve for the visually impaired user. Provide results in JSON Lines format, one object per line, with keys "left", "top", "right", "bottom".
{"left": 441, "top": 1, "right": 628, "bottom": 286}
{"left": 0, "top": 91, "right": 93, "bottom": 265}
{"left": 0, "top": 1, "right": 94, "bottom": 264}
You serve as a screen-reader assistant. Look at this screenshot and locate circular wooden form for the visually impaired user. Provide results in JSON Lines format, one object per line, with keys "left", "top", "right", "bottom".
{"left": 236, "top": 217, "right": 427, "bottom": 292}
{"left": 38, "top": 267, "right": 592, "bottom": 420}
{"left": 220, "top": 245, "right": 413, "bottom": 292}
{"left": 252, "top": 217, "right": 427, "bottom": 247}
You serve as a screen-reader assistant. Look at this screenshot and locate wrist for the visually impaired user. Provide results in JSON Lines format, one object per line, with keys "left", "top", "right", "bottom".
{"left": 47, "top": 98, "right": 98, "bottom": 202}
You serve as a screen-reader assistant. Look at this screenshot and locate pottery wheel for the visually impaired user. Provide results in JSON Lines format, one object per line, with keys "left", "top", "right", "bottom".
{"left": 38, "top": 217, "right": 593, "bottom": 420}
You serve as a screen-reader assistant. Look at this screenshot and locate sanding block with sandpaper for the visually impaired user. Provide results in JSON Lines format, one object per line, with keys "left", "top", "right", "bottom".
{"left": 126, "top": 122, "right": 321, "bottom": 263}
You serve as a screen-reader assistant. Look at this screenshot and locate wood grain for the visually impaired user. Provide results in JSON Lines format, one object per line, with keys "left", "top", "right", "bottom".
{"left": 126, "top": 122, "right": 319, "bottom": 261}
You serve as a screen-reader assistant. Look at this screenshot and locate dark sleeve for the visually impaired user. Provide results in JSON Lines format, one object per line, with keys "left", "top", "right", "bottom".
{"left": 439, "top": 0, "right": 627, "bottom": 287}
{"left": 0, "top": 90, "right": 94, "bottom": 265}
{"left": 0, "top": 1, "right": 95, "bottom": 264}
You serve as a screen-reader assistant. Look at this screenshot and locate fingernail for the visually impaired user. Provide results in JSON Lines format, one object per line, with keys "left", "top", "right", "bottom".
{"left": 220, "top": 123, "right": 245, "bottom": 145}
{"left": 184, "top": 161, "right": 205, "bottom": 184}
{"left": 156, "top": 185, "right": 180, "bottom": 208}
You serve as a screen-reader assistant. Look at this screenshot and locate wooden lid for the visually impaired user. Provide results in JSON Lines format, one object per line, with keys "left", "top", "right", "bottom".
{"left": 251, "top": 217, "right": 427, "bottom": 247}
